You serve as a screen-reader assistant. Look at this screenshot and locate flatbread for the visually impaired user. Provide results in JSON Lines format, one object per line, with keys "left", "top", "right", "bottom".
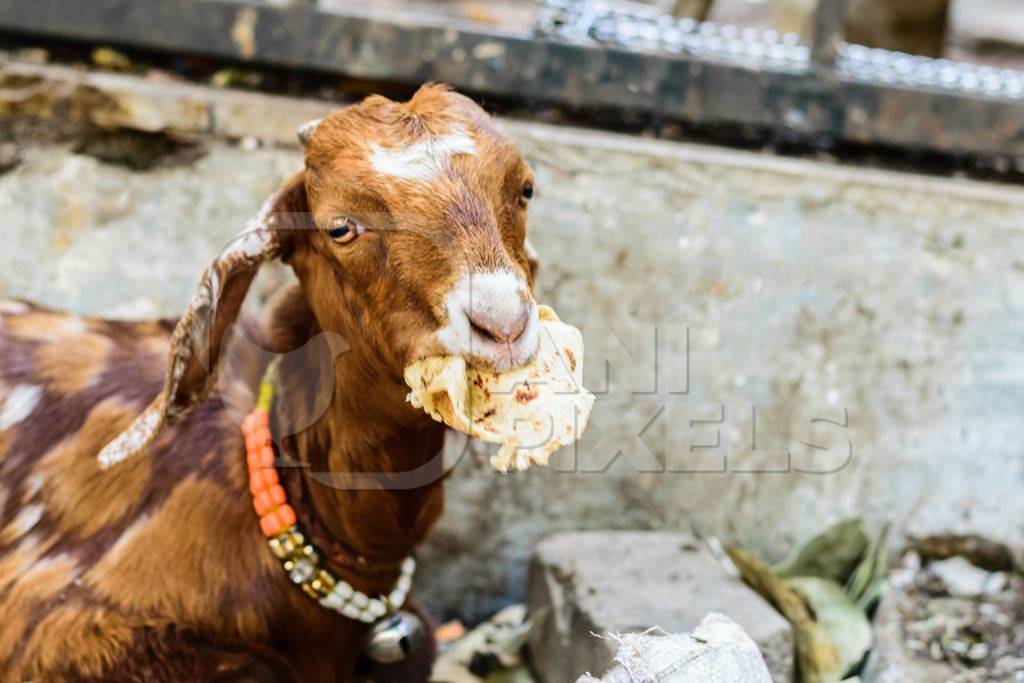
{"left": 404, "top": 305, "right": 595, "bottom": 472}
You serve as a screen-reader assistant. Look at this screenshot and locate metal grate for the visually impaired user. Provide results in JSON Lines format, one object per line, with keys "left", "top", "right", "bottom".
{"left": 536, "top": 0, "right": 810, "bottom": 71}
{"left": 536, "top": 0, "right": 1024, "bottom": 101}
{"left": 837, "top": 44, "right": 1024, "bottom": 100}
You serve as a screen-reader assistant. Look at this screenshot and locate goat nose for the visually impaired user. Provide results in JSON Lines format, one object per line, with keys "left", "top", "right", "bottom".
{"left": 468, "top": 306, "right": 529, "bottom": 344}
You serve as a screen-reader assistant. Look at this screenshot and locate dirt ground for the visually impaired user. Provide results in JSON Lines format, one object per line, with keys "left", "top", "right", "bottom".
{"left": 900, "top": 565, "right": 1024, "bottom": 681}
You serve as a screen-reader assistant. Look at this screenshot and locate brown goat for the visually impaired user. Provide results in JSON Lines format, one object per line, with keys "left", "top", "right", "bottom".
{"left": 0, "top": 84, "right": 540, "bottom": 681}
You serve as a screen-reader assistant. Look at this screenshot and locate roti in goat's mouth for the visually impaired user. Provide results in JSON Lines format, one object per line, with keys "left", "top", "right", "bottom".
{"left": 404, "top": 305, "right": 595, "bottom": 472}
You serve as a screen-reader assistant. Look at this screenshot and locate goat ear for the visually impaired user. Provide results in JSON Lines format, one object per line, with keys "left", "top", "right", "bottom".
{"left": 524, "top": 236, "right": 541, "bottom": 282}
{"left": 98, "top": 173, "right": 310, "bottom": 468}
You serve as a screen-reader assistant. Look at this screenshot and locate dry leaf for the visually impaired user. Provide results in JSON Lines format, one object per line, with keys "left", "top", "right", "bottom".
{"left": 726, "top": 546, "right": 843, "bottom": 683}
{"left": 787, "top": 577, "right": 872, "bottom": 677}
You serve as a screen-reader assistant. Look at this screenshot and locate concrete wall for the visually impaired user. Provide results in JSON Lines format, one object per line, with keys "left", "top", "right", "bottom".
{"left": 3, "top": 107, "right": 1023, "bottom": 621}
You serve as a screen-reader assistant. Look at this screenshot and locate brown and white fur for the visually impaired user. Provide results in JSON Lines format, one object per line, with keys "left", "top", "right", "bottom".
{"left": 0, "top": 85, "right": 540, "bottom": 681}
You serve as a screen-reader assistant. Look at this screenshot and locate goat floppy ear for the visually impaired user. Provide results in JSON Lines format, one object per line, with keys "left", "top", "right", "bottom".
{"left": 98, "top": 172, "right": 310, "bottom": 468}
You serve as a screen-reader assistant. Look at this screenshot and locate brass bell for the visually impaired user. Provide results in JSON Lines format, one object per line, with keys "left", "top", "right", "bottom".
{"left": 364, "top": 611, "right": 427, "bottom": 664}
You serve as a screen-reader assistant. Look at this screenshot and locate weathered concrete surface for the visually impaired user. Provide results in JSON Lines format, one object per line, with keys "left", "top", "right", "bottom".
{"left": 527, "top": 532, "right": 793, "bottom": 683}
{"left": 2, "top": 81, "right": 1024, "bottom": 623}
{"left": 0, "top": 58, "right": 340, "bottom": 145}
{"left": 0, "top": 145, "right": 297, "bottom": 316}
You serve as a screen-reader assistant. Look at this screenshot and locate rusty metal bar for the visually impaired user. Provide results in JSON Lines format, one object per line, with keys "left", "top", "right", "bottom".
{"left": 0, "top": 0, "right": 1021, "bottom": 159}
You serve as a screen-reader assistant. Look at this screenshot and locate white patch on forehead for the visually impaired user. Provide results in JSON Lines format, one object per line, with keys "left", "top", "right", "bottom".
{"left": 0, "top": 384, "right": 43, "bottom": 430}
{"left": 370, "top": 129, "right": 477, "bottom": 181}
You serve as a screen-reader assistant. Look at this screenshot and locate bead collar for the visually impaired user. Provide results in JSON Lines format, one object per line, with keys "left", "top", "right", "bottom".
{"left": 241, "top": 362, "right": 416, "bottom": 624}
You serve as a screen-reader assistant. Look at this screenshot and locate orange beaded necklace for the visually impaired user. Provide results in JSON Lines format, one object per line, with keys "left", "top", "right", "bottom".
{"left": 240, "top": 361, "right": 414, "bottom": 624}
{"left": 242, "top": 373, "right": 295, "bottom": 538}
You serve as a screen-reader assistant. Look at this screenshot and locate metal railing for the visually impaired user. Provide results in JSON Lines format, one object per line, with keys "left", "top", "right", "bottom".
{"left": 538, "top": 0, "right": 1024, "bottom": 100}
{"left": 0, "top": 0, "right": 1021, "bottom": 157}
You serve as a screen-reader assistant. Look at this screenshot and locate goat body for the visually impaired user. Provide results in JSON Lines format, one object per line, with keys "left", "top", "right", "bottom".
{"left": 0, "top": 296, "right": 442, "bottom": 680}
{"left": 0, "top": 84, "right": 540, "bottom": 681}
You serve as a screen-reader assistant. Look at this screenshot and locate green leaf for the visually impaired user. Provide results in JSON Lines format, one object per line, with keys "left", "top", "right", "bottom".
{"left": 856, "top": 578, "right": 888, "bottom": 612}
{"left": 787, "top": 577, "right": 873, "bottom": 678}
{"left": 773, "top": 518, "right": 868, "bottom": 584}
{"left": 845, "top": 522, "right": 890, "bottom": 610}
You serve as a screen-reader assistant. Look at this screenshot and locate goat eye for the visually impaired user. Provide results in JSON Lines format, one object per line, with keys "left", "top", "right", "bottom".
{"left": 327, "top": 218, "right": 361, "bottom": 244}
{"left": 521, "top": 182, "right": 534, "bottom": 201}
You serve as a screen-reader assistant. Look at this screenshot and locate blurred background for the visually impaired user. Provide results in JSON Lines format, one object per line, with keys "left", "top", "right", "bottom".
{"left": 0, "top": 1, "right": 1022, "bottom": 681}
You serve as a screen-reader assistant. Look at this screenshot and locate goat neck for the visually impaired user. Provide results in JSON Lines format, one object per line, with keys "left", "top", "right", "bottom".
{"left": 267, "top": 285, "right": 446, "bottom": 595}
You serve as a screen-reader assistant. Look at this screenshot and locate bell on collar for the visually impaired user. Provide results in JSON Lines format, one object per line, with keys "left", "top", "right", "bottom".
{"left": 364, "top": 611, "right": 427, "bottom": 664}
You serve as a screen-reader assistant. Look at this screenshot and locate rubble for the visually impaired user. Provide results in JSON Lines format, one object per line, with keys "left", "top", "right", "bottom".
{"left": 909, "top": 534, "right": 1018, "bottom": 573}
{"left": 864, "top": 551, "right": 1024, "bottom": 683}
{"left": 929, "top": 557, "right": 1007, "bottom": 600}
{"left": 431, "top": 605, "right": 536, "bottom": 683}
